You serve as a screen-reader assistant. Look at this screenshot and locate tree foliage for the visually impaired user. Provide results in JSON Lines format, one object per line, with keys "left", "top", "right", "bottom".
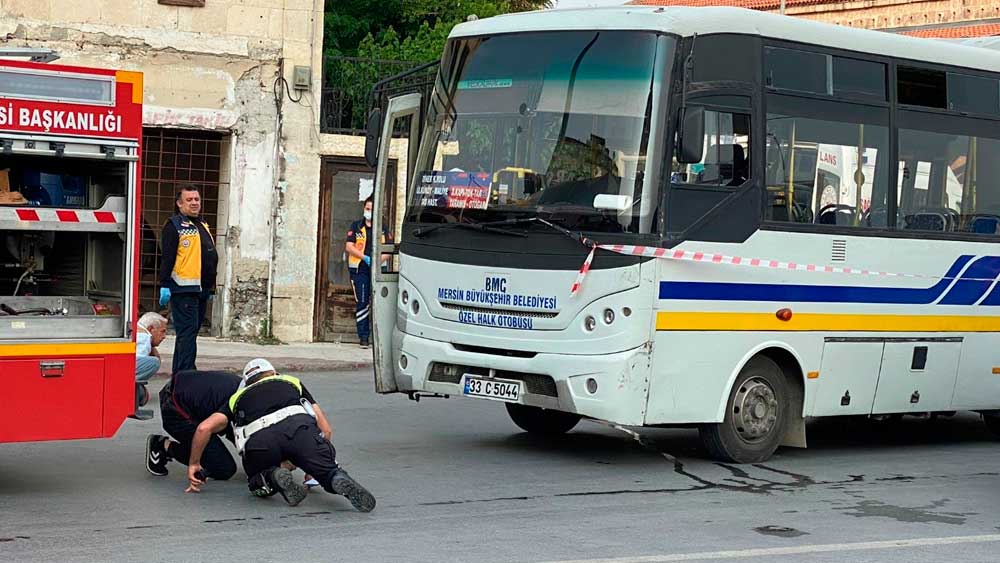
{"left": 325, "top": 0, "right": 553, "bottom": 62}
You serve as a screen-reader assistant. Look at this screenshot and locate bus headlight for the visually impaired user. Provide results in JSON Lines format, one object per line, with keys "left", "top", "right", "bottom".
{"left": 401, "top": 290, "right": 409, "bottom": 305}
{"left": 603, "top": 308, "right": 615, "bottom": 325}
{"left": 584, "top": 315, "right": 597, "bottom": 332}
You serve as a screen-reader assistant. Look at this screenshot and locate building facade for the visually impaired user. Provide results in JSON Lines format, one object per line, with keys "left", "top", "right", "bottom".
{"left": 629, "top": 0, "right": 1000, "bottom": 38}
{"left": 0, "top": 0, "right": 347, "bottom": 342}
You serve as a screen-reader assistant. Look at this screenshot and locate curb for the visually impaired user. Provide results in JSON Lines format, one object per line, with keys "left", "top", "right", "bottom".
{"left": 156, "top": 355, "right": 374, "bottom": 376}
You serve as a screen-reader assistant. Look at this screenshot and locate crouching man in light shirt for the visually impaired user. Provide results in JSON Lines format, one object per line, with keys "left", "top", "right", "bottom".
{"left": 135, "top": 312, "right": 167, "bottom": 406}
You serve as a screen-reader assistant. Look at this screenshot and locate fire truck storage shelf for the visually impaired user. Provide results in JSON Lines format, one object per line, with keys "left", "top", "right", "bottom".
{"left": 1, "top": 296, "right": 122, "bottom": 339}
{"left": 0, "top": 196, "right": 127, "bottom": 232}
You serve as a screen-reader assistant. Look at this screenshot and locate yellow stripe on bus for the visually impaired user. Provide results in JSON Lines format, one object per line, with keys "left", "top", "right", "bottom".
{"left": 0, "top": 342, "right": 135, "bottom": 357}
{"left": 655, "top": 312, "right": 1000, "bottom": 332}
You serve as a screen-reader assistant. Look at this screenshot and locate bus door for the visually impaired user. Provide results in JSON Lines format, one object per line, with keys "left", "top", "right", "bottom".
{"left": 371, "top": 93, "right": 421, "bottom": 393}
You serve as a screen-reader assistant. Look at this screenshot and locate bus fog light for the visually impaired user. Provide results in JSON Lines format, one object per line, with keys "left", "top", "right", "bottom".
{"left": 622, "top": 307, "right": 632, "bottom": 317}
{"left": 400, "top": 354, "right": 408, "bottom": 370}
{"left": 584, "top": 315, "right": 597, "bottom": 331}
{"left": 603, "top": 308, "right": 615, "bottom": 324}
{"left": 412, "top": 299, "right": 420, "bottom": 315}
{"left": 401, "top": 290, "right": 409, "bottom": 305}
{"left": 586, "top": 378, "right": 598, "bottom": 394}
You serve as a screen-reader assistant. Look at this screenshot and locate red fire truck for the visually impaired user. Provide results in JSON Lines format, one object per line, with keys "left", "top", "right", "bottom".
{"left": 0, "top": 54, "right": 145, "bottom": 443}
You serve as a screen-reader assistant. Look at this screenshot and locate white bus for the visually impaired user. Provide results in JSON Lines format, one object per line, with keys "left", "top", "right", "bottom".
{"left": 366, "top": 6, "right": 1000, "bottom": 462}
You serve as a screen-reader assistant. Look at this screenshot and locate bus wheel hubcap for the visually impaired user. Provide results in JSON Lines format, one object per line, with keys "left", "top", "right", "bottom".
{"left": 732, "top": 377, "right": 778, "bottom": 443}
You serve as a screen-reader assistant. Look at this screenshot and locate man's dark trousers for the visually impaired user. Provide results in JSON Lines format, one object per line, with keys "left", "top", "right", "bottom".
{"left": 243, "top": 416, "right": 340, "bottom": 493}
{"left": 350, "top": 265, "right": 371, "bottom": 342}
{"left": 171, "top": 292, "right": 207, "bottom": 374}
{"left": 158, "top": 384, "right": 236, "bottom": 480}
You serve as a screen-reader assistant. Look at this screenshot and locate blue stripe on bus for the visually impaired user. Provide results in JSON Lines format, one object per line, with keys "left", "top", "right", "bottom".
{"left": 938, "top": 256, "right": 1000, "bottom": 305}
{"left": 658, "top": 255, "right": 976, "bottom": 305}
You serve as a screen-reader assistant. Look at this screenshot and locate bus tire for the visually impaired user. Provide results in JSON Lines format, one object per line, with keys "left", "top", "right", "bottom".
{"left": 506, "top": 403, "right": 581, "bottom": 435}
{"left": 699, "top": 356, "right": 789, "bottom": 463}
{"left": 982, "top": 414, "right": 1000, "bottom": 438}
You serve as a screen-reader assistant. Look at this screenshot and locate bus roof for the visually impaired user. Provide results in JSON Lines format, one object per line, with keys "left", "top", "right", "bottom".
{"left": 450, "top": 6, "right": 1000, "bottom": 74}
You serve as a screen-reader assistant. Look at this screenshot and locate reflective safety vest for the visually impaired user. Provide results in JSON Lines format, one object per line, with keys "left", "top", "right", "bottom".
{"left": 228, "top": 374, "right": 315, "bottom": 454}
{"left": 170, "top": 214, "right": 212, "bottom": 290}
{"left": 228, "top": 374, "right": 303, "bottom": 415}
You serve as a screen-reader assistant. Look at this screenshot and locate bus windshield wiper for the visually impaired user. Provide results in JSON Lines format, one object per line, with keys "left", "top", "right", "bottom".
{"left": 412, "top": 220, "right": 527, "bottom": 238}
{"left": 485, "top": 217, "right": 596, "bottom": 249}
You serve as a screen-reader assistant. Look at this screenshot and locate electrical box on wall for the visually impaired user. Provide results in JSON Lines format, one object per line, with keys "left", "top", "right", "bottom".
{"left": 292, "top": 66, "right": 311, "bottom": 90}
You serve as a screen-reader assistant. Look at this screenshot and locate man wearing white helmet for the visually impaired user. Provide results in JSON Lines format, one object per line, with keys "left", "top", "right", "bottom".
{"left": 185, "top": 359, "right": 376, "bottom": 511}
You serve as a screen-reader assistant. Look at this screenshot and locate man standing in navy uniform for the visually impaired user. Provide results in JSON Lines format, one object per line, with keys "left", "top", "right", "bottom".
{"left": 159, "top": 186, "right": 218, "bottom": 373}
{"left": 344, "top": 197, "right": 387, "bottom": 349}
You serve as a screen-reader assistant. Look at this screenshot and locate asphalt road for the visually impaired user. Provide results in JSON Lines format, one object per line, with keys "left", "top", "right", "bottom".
{"left": 2, "top": 370, "right": 1000, "bottom": 563}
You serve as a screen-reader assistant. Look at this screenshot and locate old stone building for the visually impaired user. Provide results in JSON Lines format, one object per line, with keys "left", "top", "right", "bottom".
{"left": 0, "top": 0, "right": 397, "bottom": 343}
{"left": 629, "top": 0, "right": 1000, "bottom": 38}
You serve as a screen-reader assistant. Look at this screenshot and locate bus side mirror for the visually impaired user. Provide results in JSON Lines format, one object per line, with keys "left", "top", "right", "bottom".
{"left": 364, "top": 108, "right": 382, "bottom": 168}
{"left": 677, "top": 106, "right": 705, "bottom": 164}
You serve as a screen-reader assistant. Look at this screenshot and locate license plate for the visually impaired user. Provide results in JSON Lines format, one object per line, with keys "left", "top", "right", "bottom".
{"left": 462, "top": 375, "right": 522, "bottom": 403}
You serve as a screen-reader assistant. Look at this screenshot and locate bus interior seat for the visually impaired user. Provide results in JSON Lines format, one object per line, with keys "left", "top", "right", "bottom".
{"left": 967, "top": 214, "right": 1000, "bottom": 234}
{"left": 904, "top": 211, "right": 949, "bottom": 232}
{"left": 817, "top": 204, "right": 855, "bottom": 225}
{"left": 702, "top": 143, "right": 735, "bottom": 185}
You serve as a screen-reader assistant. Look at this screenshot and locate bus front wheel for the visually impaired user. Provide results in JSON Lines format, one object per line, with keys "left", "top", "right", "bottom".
{"left": 982, "top": 413, "right": 1000, "bottom": 437}
{"left": 506, "top": 403, "right": 581, "bottom": 435}
{"left": 699, "top": 356, "right": 789, "bottom": 463}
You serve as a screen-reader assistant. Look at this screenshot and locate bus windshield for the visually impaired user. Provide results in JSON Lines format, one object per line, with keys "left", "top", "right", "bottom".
{"left": 408, "top": 31, "right": 666, "bottom": 234}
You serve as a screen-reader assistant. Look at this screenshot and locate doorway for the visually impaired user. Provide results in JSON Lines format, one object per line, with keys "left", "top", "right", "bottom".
{"left": 314, "top": 156, "right": 396, "bottom": 342}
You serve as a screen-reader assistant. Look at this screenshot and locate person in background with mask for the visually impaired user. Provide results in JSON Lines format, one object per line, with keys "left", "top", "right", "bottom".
{"left": 344, "top": 197, "right": 389, "bottom": 349}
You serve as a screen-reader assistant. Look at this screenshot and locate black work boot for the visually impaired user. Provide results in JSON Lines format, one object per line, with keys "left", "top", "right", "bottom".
{"left": 330, "top": 468, "right": 376, "bottom": 512}
{"left": 270, "top": 467, "right": 308, "bottom": 507}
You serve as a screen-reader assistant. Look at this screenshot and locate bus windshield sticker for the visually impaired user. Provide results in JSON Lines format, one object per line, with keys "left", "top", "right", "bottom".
{"left": 457, "top": 79, "right": 513, "bottom": 90}
{"left": 415, "top": 170, "right": 491, "bottom": 210}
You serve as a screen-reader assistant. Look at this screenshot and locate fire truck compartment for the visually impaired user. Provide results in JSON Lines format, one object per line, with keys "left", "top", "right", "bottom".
{"left": 0, "top": 153, "right": 130, "bottom": 340}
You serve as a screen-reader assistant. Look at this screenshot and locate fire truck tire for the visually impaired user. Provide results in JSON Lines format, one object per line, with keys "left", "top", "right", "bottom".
{"left": 699, "top": 355, "right": 788, "bottom": 464}
{"left": 505, "top": 403, "right": 581, "bottom": 435}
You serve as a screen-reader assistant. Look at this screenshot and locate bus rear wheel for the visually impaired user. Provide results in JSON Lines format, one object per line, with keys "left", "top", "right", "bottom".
{"left": 699, "top": 356, "right": 789, "bottom": 463}
{"left": 506, "top": 403, "right": 581, "bottom": 435}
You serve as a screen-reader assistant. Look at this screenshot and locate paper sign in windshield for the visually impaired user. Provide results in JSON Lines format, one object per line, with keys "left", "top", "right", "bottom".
{"left": 457, "top": 79, "right": 513, "bottom": 90}
{"left": 416, "top": 171, "right": 491, "bottom": 210}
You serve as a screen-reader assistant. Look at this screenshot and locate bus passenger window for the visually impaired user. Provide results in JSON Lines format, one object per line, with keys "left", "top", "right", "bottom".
{"left": 672, "top": 110, "right": 750, "bottom": 188}
{"left": 764, "top": 112, "right": 889, "bottom": 228}
{"left": 897, "top": 128, "right": 1000, "bottom": 235}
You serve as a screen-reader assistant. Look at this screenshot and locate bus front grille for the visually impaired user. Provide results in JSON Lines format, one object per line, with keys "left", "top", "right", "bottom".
{"left": 428, "top": 362, "right": 558, "bottom": 397}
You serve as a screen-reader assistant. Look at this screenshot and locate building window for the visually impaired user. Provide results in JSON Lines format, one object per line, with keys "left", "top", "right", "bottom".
{"left": 140, "top": 128, "right": 227, "bottom": 317}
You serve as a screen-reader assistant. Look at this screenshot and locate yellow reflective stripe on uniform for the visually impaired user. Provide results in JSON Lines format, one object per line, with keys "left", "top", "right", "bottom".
{"left": 228, "top": 374, "right": 303, "bottom": 412}
{"left": 348, "top": 225, "right": 367, "bottom": 268}
{"left": 172, "top": 220, "right": 203, "bottom": 287}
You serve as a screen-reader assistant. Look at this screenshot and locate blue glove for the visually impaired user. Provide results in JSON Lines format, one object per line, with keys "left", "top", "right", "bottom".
{"left": 159, "top": 287, "right": 171, "bottom": 307}
{"left": 363, "top": 255, "right": 372, "bottom": 267}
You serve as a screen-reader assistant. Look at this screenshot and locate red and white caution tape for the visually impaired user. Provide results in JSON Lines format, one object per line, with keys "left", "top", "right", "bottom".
{"left": 570, "top": 244, "right": 986, "bottom": 295}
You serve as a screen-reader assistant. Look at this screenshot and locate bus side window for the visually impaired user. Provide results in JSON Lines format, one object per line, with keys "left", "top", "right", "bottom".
{"left": 764, "top": 108, "right": 889, "bottom": 228}
{"left": 897, "top": 128, "right": 1000, "bottom": 235}
{"left": 672, "top": 110, "right": 751, "bottom": 188}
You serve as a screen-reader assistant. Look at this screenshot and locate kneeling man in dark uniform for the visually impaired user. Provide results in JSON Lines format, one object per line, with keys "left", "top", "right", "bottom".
{"left": 185, "top": 359, "right": 375, "bottom": 511}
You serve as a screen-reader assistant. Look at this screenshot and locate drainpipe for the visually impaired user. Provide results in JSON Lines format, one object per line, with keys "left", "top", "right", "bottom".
{"left": 780, "top": 0, "right": 786, "bottom": 14}
{"left": 265, "top": 59, "right": 285, "bottom": 339}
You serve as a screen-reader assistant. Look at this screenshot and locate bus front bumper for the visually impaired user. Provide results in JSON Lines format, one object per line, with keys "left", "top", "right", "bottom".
{"left": 393, "top": 329, "right": 652, "bottom": 426}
